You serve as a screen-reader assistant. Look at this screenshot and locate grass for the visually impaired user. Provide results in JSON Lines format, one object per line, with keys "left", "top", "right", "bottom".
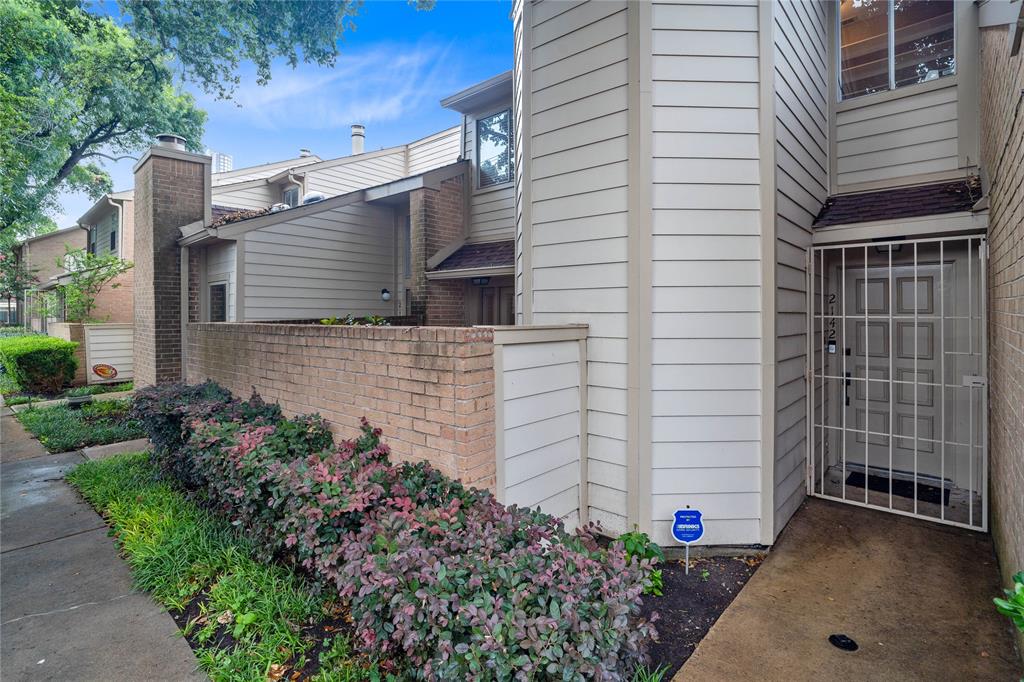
{"left": 65, "top": 381, "right": 134, "bottom": 397}
{"left": 67, "top": 454, "right": 377, "bottom": 682}
{"left": 16, "top": 398, "right": 146, "bottom": 452}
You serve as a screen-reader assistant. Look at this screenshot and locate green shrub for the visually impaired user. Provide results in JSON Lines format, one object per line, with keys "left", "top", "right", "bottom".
{"left": 0, "top": 335, "right": 77, "bottom": 393}
{"left": 133, "top": 383, "right": 659, "bottom": 679}
{"left": 995, "top": 571, "right": 1024, "bottom": 632}
{"left": 0, "top": 326, "right": 40, "bottom": 338}
{"left": 619, "top": 530, "right": 665, "bottom": 596}
{"left": 66, "top": 381, "right": 133, "bottom": 397}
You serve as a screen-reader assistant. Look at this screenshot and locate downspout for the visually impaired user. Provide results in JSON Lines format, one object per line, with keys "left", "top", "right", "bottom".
{"left": 105, "top": 196, "right": 122, "bottom": 258}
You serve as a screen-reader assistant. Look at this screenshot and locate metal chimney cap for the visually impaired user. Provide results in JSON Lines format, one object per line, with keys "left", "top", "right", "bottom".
{"left": 351, "top": 124, "right": 365, "bottom": 136}
{"left": 156, "top": 133, "right": 187, "bottom": 150}
{"left": 299, "top": 148, "right": 312, "bottom": 157}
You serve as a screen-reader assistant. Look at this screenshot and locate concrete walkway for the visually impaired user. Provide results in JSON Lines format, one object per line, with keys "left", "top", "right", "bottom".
{"left": 1, "top": 412, "right": 203, "bottom": 681}
{"left": 677, "top": 497, "right": 1022, "bottom": 681}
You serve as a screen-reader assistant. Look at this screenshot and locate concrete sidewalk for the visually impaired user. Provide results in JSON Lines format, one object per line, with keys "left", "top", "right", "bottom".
{"left": 677, "top": 497, "right": 1022, "bottom": 681}
{"left": 1, "top": 413, "right": 203, "bottom": 681}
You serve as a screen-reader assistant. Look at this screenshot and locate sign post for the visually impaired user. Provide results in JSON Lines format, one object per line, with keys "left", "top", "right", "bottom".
{"left": 671, "top": 508, "right": 704, "bottom": 575}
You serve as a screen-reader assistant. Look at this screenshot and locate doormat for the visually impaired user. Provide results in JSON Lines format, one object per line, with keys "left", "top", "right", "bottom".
{"left": 845, "top": 471, "right": 950, "bottom": 506}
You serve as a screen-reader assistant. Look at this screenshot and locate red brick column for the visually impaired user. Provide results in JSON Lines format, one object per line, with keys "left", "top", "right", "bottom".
{"left": 133, "top": 147, "right": 210, "bottom": 385}
{"left": 409, "top": 175, "right": 467, "bottom": 325}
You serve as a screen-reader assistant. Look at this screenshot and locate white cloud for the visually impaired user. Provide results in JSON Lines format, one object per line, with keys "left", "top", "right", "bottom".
{"left": 199, "top": 41, "right": 463, "bottom": 130}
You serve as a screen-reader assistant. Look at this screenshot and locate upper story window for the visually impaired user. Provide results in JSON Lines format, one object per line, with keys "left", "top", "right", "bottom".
{"left": 839, "top": 0, "right": 955, "bottom": 100}
{"left": 282, "top": 186, "right": 300, "bottom": 208}
{"left": 109, "top": 226, "right": 117, "bottom": 253}
{"left": 477, "top": 109, "right": 513, "bottom": 188}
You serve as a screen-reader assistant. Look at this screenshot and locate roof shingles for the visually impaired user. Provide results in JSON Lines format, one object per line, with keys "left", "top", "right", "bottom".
{"left": 813, "top": 177, "right": 981, "bottom": 228}
{"left": 432, "top": 240, "right": 514, "bottom": 272}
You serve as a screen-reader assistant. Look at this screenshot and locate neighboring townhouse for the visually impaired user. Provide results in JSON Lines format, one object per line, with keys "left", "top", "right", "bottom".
{"left": 12, "top": 226, "right": 87, "bottom": 331}
{"left": 72, "top": 189, "right": 136, "bottom": 324}
{"left": 177, "top": 98, "right": 515, "bottom": 327}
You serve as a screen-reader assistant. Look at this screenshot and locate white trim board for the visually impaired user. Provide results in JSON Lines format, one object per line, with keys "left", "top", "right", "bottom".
{"left": 812, "top": 211, "right": 989, "bottom": 245}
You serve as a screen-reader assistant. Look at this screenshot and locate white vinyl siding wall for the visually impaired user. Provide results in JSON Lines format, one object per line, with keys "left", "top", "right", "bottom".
{"left": 212, "top": 183, "right": 278, "bottom": 210}
{"left": 523, "top": 0, "right": 631, "bottom": 534}
{"left": 773, "top": 0, "right": 828, "bottom": 535}
{"left": 84, "top": 324, "right": 134, "bottom": 384}
{"left": 205, "top": 242, "right": 237, "bottom": 322}
{"left": 305, "top": 151, "right": 408, "bottom": 196}
{"left": 93, "top": 210, "right": 118, "bottom": 257}
{"left": 465, "top": 112, "right": 516, "bottom": 243}
{"left": 407, "top": 127, "right": 461, "bottom": 176}
{"left": 500, "top": 339, "right": 583, "bottom": 527}
{"left": 242, "top": 202, "right": 395, "bottom": 321}
{"left": 648, "top": 0, "right": 764, "bottom": 546}
{"left": 835, "top": 83, "right": 961, "bottom": 187}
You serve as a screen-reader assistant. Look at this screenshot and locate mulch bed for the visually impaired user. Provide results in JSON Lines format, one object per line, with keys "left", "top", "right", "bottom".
{"left": 642, "top": 555, "right": 763, "bottom": 678}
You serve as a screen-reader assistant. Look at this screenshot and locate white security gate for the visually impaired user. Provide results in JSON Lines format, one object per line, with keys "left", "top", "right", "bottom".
{"left": 84, "top": 323, "right": 134, "bottom": 384}
{"left": 808, "top": 235, "right": 987, "bottom": 530}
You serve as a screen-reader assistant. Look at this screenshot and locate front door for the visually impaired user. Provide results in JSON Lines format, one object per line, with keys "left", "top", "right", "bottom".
{"left": 810, "top": 236, "right": 986, "bottom": 529}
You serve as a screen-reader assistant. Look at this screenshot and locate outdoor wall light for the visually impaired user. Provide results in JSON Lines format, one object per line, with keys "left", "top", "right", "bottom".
{"left": 471, "top": 277, "right": 491, "bottom": 286}
{"left": 381, "top": 288, "right": 392, "bottom": 302}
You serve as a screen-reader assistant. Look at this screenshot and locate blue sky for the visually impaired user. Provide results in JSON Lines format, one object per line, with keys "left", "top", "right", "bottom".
{"left": 54, "top": 0, "right": 513, "bottom": 226}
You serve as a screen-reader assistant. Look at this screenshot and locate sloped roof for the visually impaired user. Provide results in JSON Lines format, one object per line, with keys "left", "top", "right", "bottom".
{"left": 432, "top": 240, "right": 514, "bottom": 272}
{"left": 813, "top": 177, "right": 982, "bottom": 227}
{"left": 211, "top": 204, "right": 246, "bottom": 220}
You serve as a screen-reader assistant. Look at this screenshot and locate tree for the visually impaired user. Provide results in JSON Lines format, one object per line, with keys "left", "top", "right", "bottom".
{"left": 0, "top": 0, "right": 205, "bottom": 237}
{"left": 45, "top": 247, "right": 133, "bottom": 323}
{"left": 0, "top": 251, "right": 39, "bottom": 326}
{"left": 119, "top": 0, "right": 435, "bottom": 99}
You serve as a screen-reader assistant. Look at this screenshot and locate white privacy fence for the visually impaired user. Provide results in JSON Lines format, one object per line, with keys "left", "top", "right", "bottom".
{"left": 493, "top": 325, "right": 588, "bottom": 529}
{"left": 84, "top": 323, "right": 134, "bottom": 384}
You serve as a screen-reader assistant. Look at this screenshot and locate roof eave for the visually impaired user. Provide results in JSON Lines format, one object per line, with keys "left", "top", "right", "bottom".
{"left": 441, "top": 71, "right": 513, "bottom": 113}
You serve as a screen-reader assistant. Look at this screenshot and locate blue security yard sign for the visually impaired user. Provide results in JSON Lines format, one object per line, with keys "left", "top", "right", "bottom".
{"left": 671, "top": 508, "right": 704, "bottom": 574}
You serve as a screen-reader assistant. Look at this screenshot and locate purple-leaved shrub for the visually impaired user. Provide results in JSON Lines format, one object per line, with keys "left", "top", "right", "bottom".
{"left": 132, "top": 383, "right": 658, "bottom": 680}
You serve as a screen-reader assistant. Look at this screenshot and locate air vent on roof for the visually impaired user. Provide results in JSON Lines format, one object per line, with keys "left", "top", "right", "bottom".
{"left": 299, "top": 148, "right": 312, "bottom": 157}
{"left": 302, "top": 191, "right": 327, "bottom": 205}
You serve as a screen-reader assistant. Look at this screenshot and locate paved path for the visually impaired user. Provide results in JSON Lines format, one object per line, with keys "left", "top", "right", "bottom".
{"left": 1, "top": 413, "right": 204, "bottom": 681}
{"left": 676, "top": 497, "right": 1022, "bottom": 681}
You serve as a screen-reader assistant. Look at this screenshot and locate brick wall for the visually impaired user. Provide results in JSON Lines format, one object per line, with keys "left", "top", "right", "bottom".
{"left": 409, "top": 175, "right": 467, "bottom": 325}
{"left": 90, "top": 269, "right": 134, "bottom": 323}
{"left": 185, "top": 323, "right": 496, "bottom": 489}
{"left": 20, "top": 229, "right": 87, "bottom": 330}
{"left": 48, "top": 322, "right": 87, "bottom": 385}
{"left": 134, "top": 149, "right": 209, "bottom": 385}
{"left": 980, "top": 24, "right": 1024, "bottom": 658}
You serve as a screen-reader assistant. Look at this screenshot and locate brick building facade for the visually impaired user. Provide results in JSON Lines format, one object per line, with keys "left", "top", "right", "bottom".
{"left": 980, "top": 22, "right": 1024, "bottom": 658}
{"left": 410, "top": 175, "right": 467, "bottom": 326}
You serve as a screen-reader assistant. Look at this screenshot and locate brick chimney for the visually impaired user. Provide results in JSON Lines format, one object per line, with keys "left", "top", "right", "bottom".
{"left": 133, "top": 135, "right": 211, "bottom": 386}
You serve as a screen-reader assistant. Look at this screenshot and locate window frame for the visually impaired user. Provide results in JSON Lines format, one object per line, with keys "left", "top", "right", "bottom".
{"left": 836, "top": 0, "right": 957, "bottom": 103}
{"left": 475, "top": 106, "right": 514, "bottom": 190}
{"left": 282, "top": 185, "right": 300, "bottom": 208}
{"left": 207, "top": 281, "right": 228, "bottom": 323}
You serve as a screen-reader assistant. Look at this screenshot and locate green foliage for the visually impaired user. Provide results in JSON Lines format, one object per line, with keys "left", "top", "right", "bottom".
{"left": 619, "top": 530, "right": 666, "bottom": 597}
{"left": 0, "top": 0, "right": 205, "bottom": 234}
{"left": 44, "top": 246, "right": 133, "bottom": 322}
{"left": 631, "top": 665, "right": 669, "bottom": 682}
{"left": 17, "top": 398, "right": 145, "bottom": 452}
{"left": 0, "top": 251, "right": 38, "bottom": 312}
{"left": 994, "top": 571, "right": 1024, "bottom": 633}
{"left": 65, "top": 380, "right": 133, "bottom": 397}
{"left": 66, "top": 454, "right": 374, "bottom": 682}
{"left": 0, "top": 327, "right": 41, "bottom": 338}
{"left": 0, "top": 335, "right": 77, "bottom": 393}
{"left": 319, "top": 314, "right": 391, "bottom": 327}
{"left": 132, "top": 382, "right": 659, "bottom": 679}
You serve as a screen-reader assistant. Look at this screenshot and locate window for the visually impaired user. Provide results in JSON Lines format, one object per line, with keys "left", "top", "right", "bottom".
{"left": 209, "top": 283, "right": 227, "bottom": 322}
{"left": 283, "top": 186, "right": 300, "bottom": 208}
{"left": 109, "top": 227, "right": 117, "bottom": 253}
{"left": 403, "top": 215, "right": 412, "bottom": 278}
{"left": 476, "top": 109, "right": 513, "bottom": 187}
{"left": 839, "top": 0, "right": 955, "bottom": 100}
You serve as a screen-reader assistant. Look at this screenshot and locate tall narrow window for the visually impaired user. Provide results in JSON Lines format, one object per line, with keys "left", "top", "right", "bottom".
{"left": 839, "top": 0, "right": 955, "bottom": 100}
{"left": 109, "top": 227, "right": 117, "bottom": 253}
{"left": 209, "top": 283, "right": 227, "bottom": 322}
{"left": 403, "top": 215, "right": 412, "bottom": 278}
{"left": 477, "top": 109, "right": 513, "bottom": 188}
